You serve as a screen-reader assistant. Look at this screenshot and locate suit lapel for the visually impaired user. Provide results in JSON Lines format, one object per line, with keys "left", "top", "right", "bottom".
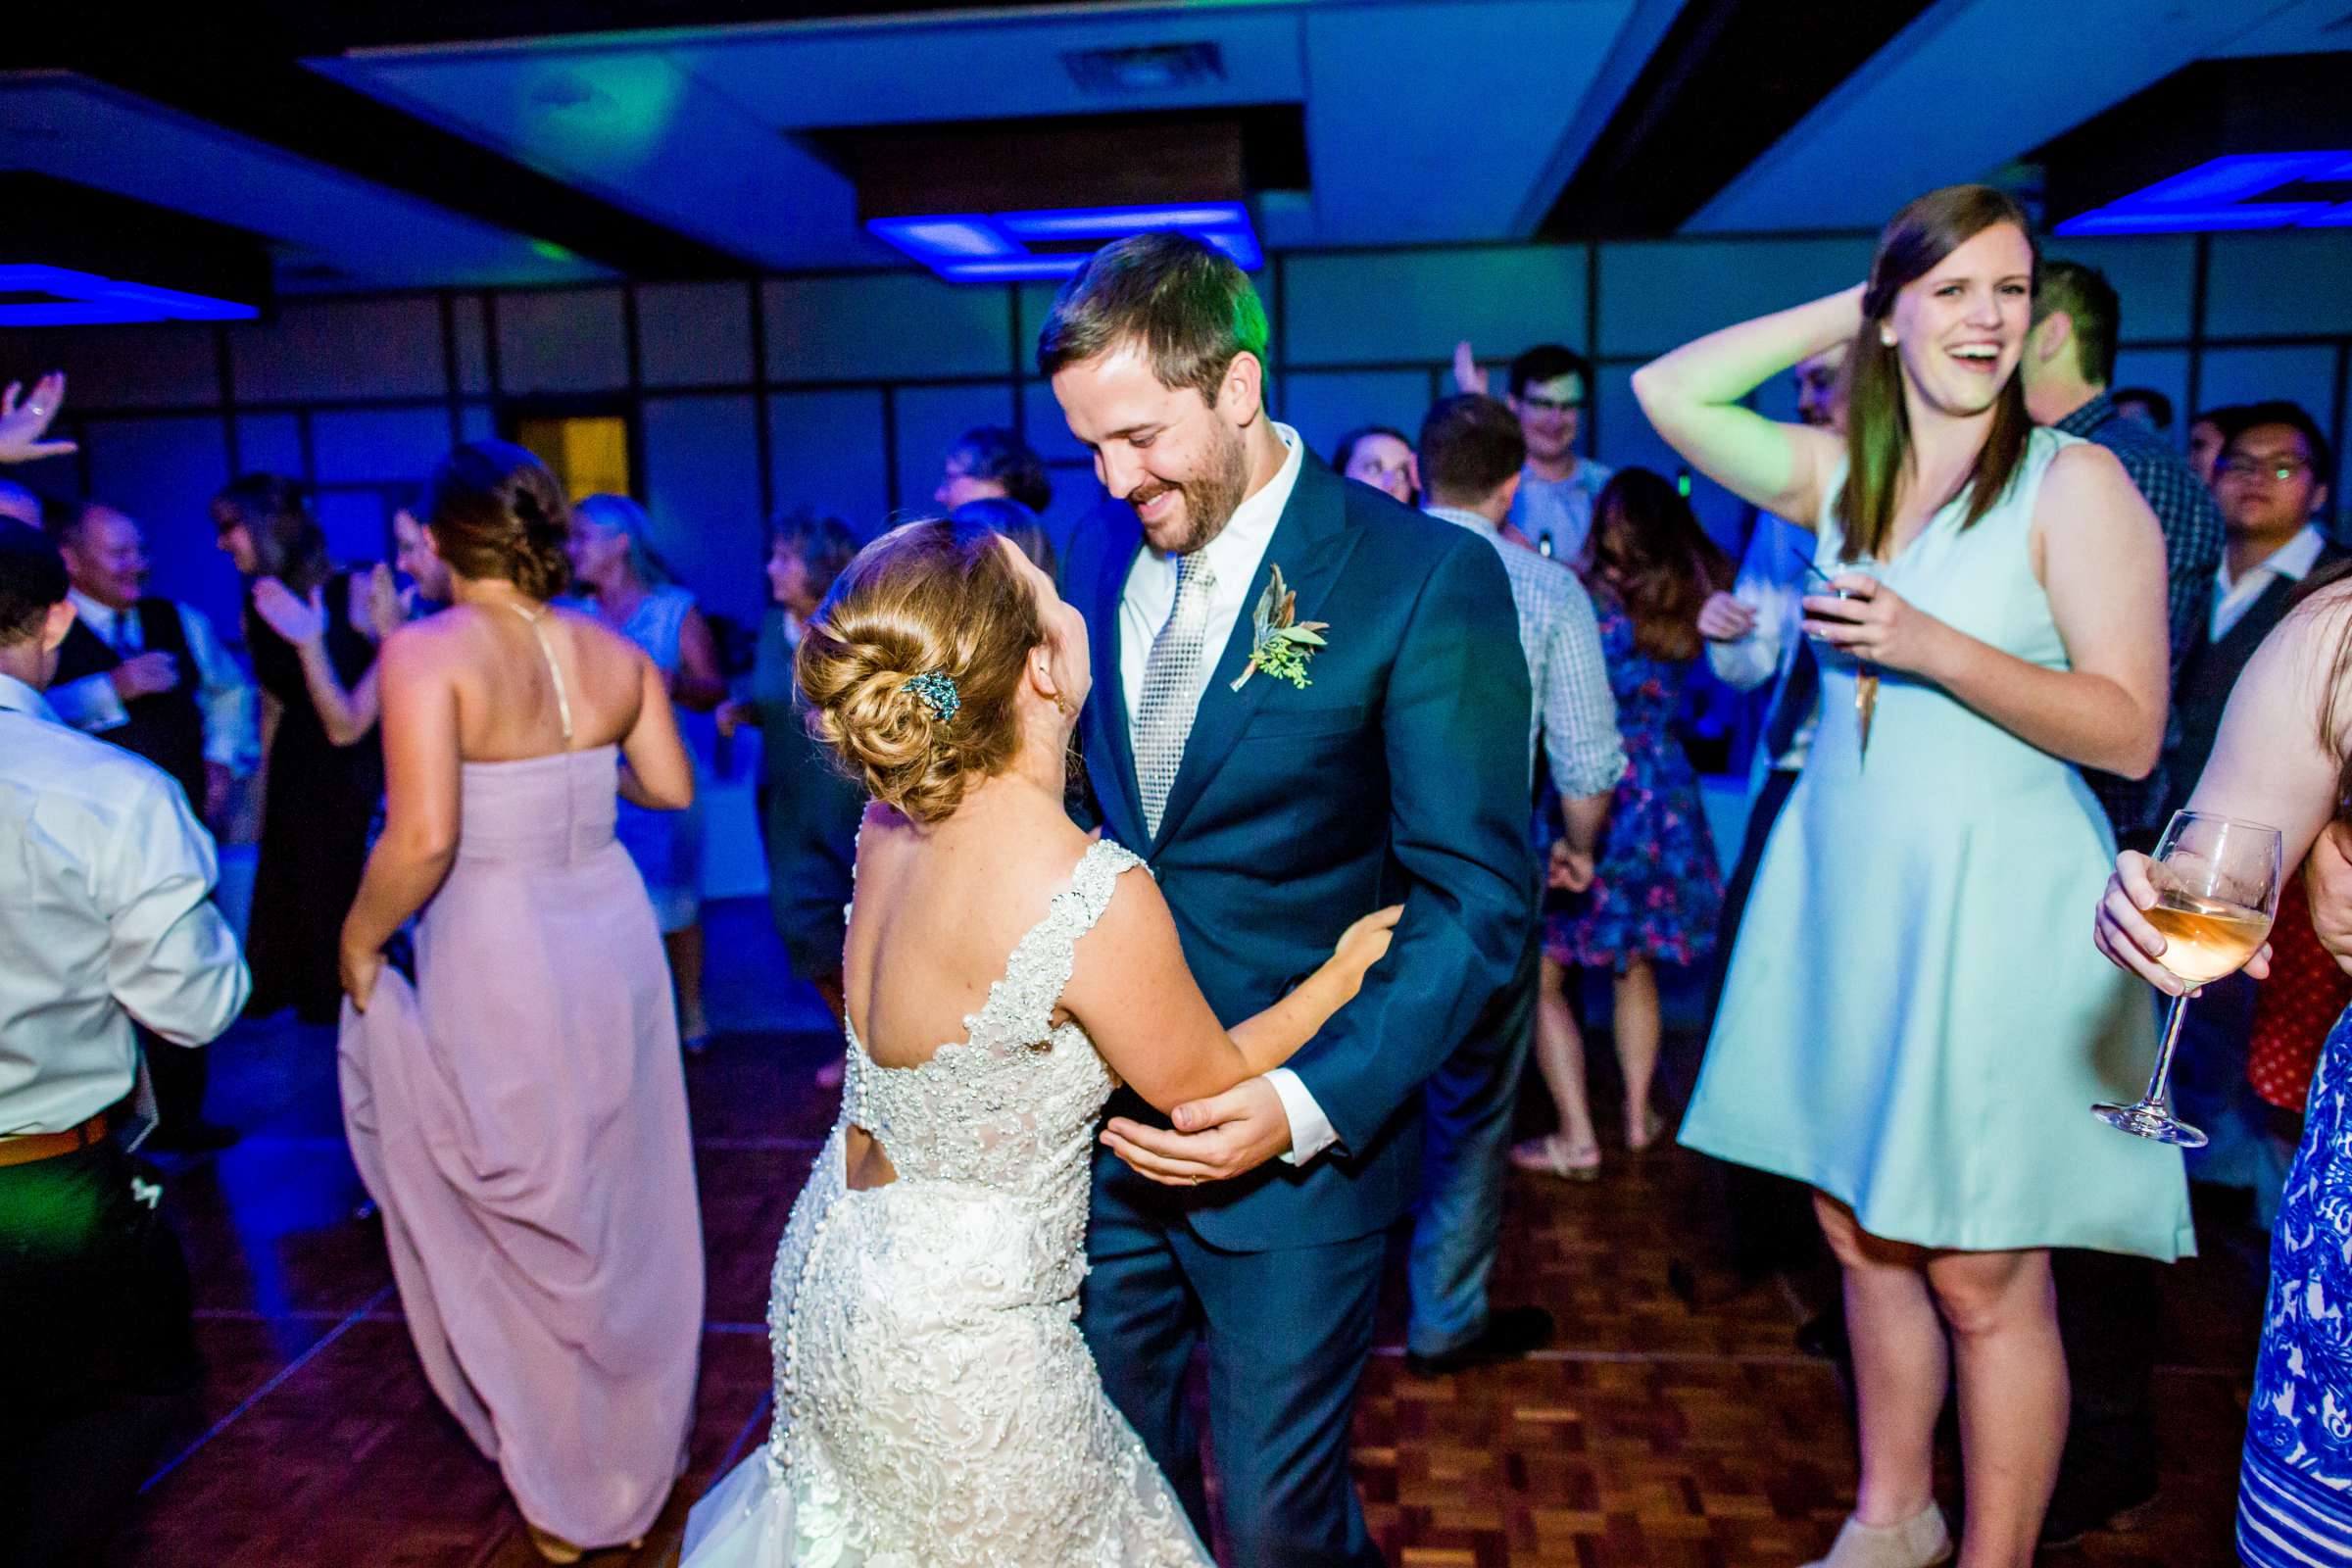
{"left": 1150, "top": 455, "right": 1361, "bottom": 854}
{"left": 1085, "top": 510, "right": 1149, "bottom": 850}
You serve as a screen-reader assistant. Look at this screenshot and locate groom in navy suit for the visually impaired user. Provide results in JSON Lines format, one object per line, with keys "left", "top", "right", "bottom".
{"left": 1044, "top": 234, "right": 1536, "bottom": 1564}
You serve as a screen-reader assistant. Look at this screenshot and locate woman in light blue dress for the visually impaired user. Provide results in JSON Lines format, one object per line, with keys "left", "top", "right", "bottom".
{"left": 570, "top": 494, "right": 727, "bottom": 1048}
{"left": 1638, "top": 184, "right": 2190, "bottom": 1568}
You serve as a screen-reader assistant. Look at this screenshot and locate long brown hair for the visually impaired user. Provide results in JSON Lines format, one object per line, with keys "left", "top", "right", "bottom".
{"left": 1835, "top": 184, "right": 2038, "bottom": 563}
{"left": 1588, "top": 468, "right": 1732, "bottom": 662}
{"left": 213, "top": 474, "right": 330, "bottom": 595}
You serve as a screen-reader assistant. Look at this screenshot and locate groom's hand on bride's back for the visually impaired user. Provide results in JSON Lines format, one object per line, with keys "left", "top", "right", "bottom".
{"left": 1102, "top": 1077, "right": 1293, "bottom": 1186}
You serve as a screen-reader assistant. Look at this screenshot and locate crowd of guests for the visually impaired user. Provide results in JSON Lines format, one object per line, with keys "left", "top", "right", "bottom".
{"left": 0, "top": 183, "right": 2347, "bottom": 1567}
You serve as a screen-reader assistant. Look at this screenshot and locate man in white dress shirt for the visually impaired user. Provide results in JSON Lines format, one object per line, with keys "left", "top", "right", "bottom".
{"left": 45, "top": 498, "right": 254, "bottom": 1150}
{"left": 45, "top": 499, "right": 256, "bottom": 823}
{"left": 0, "top": 519, "right": 251, "bottom": 1563}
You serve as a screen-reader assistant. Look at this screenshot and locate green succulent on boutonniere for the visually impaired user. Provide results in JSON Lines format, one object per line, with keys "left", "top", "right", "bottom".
{"left": 1231, "top": 564, "right": 1329, "bottom": 691}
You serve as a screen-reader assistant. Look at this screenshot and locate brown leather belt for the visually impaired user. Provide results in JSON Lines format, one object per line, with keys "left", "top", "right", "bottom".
{"left": 0, "top": 1111, "right": 111, "bottom": 1169}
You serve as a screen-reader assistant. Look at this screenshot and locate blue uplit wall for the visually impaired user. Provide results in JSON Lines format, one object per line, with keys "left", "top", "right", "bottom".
{"left": 6, "top": 227, "right": 2349, "bottom": 651}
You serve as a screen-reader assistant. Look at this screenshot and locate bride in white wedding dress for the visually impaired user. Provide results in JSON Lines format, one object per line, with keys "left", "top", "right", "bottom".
{"left": 682, "top": 517, "right": 1396, "bottom": 1568}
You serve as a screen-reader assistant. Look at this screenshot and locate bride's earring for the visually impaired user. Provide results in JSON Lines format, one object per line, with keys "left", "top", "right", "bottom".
{"left": 1879, "top": 324, "right": 1897, "bottom": 348}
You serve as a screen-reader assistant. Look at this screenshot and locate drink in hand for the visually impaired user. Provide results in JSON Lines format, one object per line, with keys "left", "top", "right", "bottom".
{"left": 2143, "top": 892, "right": 2272, "bottom": 986}
{"left": 2094, "top": 810, "right": 2283, "bottom": 1148}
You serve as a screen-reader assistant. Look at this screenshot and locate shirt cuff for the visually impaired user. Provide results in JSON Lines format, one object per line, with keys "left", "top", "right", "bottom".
{"left": 1265, "top": 1068, "right": 1340, "bottom": 1166}
{"left": 49, "top": 671, "right": 128, "bottom": 733}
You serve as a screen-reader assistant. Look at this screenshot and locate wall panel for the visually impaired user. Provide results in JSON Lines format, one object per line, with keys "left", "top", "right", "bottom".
{"left": 231, "top": 298, "right": 446, "bottom": 404}
{"left": 639, "top": 281, "right": 755, "bottom": 389}
{"left": 1277, "top": 370, "right": 1436, "bottom": 466}
{"left": 233, "top": 414, "right": 305, "bottom": 478}
{"left": 1285, "top": 247, "right": 1584, "bottom": 367}
{"left": 763, "top": 274, "right": 1011, "bottom": 382}
{"left": 2205, "top": 233, "right": 2352, "bottom": 339}
{"left": 2106, "top": 350, "right": 2192, "bottom": 430}
{"left": 1598, "top": 237, "right": 1872, "bottom": 361}
{"left": 495, "top": 287, "right": 629, "bottom": 395}
{"left": 893, "top": 384, "right": 1018, "bottom": 523}
{"left": 2042, "top": 235, "right": 2197, "bottom": 344}
{"left": 0, "top": 323, "right": 220, "bottom": 409}
{"left": 767, "top": 389, "right": 890, "bottom": 535}
{"left": 309, "top": 407, "right": 455, "bottom": 488}
{"left": 2196, "top": 345, "right": 2339, "bottom": 428}
{"left": 643, "top": 394, "right": 767, "bottom": 630}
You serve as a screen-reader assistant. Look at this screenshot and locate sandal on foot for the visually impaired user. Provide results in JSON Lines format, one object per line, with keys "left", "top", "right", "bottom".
{"left": 1627, "top": 1105, "right": 1667, "bottom": 1153}
{"left": 1510, "top": 1134, "right": 1602, "bottom": 1181}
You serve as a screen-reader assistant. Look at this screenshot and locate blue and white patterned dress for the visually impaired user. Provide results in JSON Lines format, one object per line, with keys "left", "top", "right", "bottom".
{"left": 2242, "top": 1005, "right": 2352, "bottom": 1564}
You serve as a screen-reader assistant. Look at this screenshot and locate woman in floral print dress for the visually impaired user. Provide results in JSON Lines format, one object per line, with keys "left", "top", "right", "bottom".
{"left": 1515, "top": 468, "right": 1730, "bottom": 1178}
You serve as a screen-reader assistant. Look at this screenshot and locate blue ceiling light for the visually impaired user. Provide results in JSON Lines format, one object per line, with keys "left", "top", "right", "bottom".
{"left": 868, "top": 203, "right": 1262, "bottom": 283}
{"left": 2055, "top": 152, "right": 2352, "bottom": 235}
{"left": 0, "top": 263, "right": 261, "bottom": 326}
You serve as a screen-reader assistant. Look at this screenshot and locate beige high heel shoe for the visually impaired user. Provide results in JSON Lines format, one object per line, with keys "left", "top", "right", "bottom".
{"left": 525, "top": 1523, "right": 584, "bottom": 1564}
{"left": 1802, "top": 1503, "right": 1953, "bottom": 1568}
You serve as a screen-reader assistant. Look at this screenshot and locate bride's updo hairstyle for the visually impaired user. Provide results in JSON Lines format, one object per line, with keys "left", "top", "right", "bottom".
{"left": 797, "top": 516, "right": 1046, "bottom": 826}
{"left": 418, "top": 440, "right": 573, "bottom": 600}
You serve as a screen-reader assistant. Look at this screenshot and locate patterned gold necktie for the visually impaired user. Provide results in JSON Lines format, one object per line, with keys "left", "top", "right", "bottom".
{"left": 1134, "top": 552, "right": 1217, "bottom": 839}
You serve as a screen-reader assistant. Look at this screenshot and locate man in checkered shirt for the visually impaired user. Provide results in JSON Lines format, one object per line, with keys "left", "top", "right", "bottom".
{"left": 2020, "top": 256, "right": 2228, "bottom": 1550}
{"left": 1396, "top": 392, "right": 1625, "bottom": 1377}
{"left": 2026, "top": 259, "right": 2225, "bottom": 852}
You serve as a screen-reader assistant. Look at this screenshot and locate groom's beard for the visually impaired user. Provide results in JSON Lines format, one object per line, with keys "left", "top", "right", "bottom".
{"left": 1130, "top": 421, "right": 1251, "bottom": 557}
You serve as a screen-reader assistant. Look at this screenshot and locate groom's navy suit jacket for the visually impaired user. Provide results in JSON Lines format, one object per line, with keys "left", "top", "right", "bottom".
{"left": 1062, "top": 452, "right": 1537, "bottom": 1251}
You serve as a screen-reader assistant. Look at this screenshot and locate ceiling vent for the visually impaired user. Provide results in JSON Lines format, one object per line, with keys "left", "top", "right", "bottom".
{"left": 1062, "top": 42, "right": 1225, "bottom": 96}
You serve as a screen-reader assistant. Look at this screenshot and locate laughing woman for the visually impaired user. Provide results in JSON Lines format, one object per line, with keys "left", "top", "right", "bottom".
{"left": 1642, "top": 185, "right": 2192, "bottom": 1568}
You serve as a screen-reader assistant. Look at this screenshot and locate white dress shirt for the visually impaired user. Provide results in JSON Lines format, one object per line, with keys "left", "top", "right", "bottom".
{"left": 0, "top": 673, "right": 249, "bottom": 1138}
{"left": 1707, "top": 513, "right": 1820, "bottom": 773}
{"left": 1114, "top": 424, "right": 1337, "bottom": 1164}
{"left": 47, "top": 589, "right": 260, "bottom": 773}
{"left": 2214, "top": 524, "right": 2328, "bottom": 642}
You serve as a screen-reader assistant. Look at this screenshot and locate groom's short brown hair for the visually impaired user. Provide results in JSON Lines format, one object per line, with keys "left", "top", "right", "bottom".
{"left": 1035, "top": 232, "right": 1271, "bottom": 408}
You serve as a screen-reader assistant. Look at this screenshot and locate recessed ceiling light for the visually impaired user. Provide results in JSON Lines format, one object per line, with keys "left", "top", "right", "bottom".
{"left": 2055, "top": 151, "right": 2352, "bottom": 234}
{"left": 1063, "top": 43, "right": 1225, "bottom": 96}
{"left": 868, "top": 203, "right": 1262, "bottom": 283}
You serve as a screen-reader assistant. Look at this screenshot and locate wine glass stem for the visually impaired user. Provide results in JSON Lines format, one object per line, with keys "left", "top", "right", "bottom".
{"left": 2142, "top": 991, "right": 2193, "bottom": 1109}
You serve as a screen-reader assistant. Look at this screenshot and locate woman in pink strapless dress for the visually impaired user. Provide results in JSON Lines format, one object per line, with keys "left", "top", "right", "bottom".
{"left": 334, "top": 441, "right": 704, "bottom": 1564}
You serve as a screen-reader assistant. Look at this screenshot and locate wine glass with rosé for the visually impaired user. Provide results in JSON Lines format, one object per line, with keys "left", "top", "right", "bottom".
{"left": 2094, "top": 810, "right": 2282, "bottom": 1147}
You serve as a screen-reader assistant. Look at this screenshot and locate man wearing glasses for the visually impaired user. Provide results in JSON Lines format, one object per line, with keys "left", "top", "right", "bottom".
{"left": 1452, "top": 342, "right": 1613, "bottom": 564}
{"left": 2182, "top": 402, "right": 2342, "bottom": 796}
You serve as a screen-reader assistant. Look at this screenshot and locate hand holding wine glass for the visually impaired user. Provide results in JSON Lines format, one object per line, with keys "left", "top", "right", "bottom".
{"left": 2095, "top": 850, "right": 2274, "bottom": 994}
{"left": 2090, "top": 810, "right": 2282, "bottom": 1147}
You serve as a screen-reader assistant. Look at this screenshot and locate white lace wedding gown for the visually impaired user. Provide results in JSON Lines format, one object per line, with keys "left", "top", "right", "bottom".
{"left": 681, "top": 839, "right": 1212, "bottom": 1567}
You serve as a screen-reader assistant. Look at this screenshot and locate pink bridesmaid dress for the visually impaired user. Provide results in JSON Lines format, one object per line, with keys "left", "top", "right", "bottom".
{"left": 340, "top": 738, "right": 704, "bottom": 1549}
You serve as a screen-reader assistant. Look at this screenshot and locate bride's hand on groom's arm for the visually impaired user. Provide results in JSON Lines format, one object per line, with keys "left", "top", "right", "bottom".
{"left": 1102, "top": 1077, "right": 1293, "bottom": 1186}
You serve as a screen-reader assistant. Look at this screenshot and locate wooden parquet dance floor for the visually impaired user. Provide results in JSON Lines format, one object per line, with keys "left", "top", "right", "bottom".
{"left": 111, "top": 902, "right": 2258, "bottom": 1567}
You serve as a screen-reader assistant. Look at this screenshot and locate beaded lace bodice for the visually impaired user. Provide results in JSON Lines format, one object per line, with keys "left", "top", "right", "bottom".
{"left": 829, "top": 839, "right": 1141, "bottom": 1285}
{"left": 680, "top": 839, "right": 1208, "bottom": 1568}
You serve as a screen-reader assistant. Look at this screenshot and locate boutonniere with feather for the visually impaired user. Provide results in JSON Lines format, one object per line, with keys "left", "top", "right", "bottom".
{"left": 1230, "top": 564, "right": 1329, "bottom": 691}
